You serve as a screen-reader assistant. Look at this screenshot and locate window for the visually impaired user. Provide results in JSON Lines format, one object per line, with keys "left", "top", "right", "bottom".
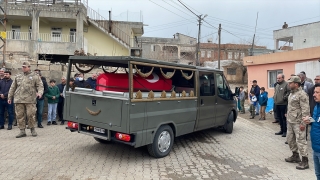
{"left": 70, "top": 28, "right": 76, "bottom": 43}
{"left": 227, "top": 68, "right": 236, "bottom": 75}
{"left": 234, "top": 52, "right": 239, "bottom": 59}
{"left": 207, "top": 51, "right": 211, "bottom": 58}
{"left": 216, "top": 73, "right": 232, "bottom": 100}
{"left": 199, "top": 72, "right": 215, "bottom": 96}
{"left": 151, "top": 45, "right": 156, "bottom": 51}
{"left": 12, "top": 25, "right": 21, "bottom": 40}
{"left": 240, "top": 52, "right": 245, "bottom": 59}
{"left": 228, "top": 52, "right": 233, "bottom": 59}
{"left": 51, "top": 27, "right": 62, "bottom": 42}
{"left": 268, "top": 70, "right": 283, "bottom": 88}
{"left": 201, "top": 51, "right": 205, "bottom": 58}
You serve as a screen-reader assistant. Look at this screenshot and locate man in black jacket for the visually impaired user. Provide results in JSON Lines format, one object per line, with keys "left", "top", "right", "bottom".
{"left": 57, "top": 77, "right": 66, "bottom": 125}
{"left": 34, "top": 69, "right": 48, "bottom": 128}
{"left": 0, "top": 71, "right": 14, "bottom": 130}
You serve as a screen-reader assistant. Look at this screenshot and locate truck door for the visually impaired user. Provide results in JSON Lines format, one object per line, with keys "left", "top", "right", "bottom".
{"left": 196, "top": 71, "right": 216, "bottom": 131}
{"left": 214, "top": 73, "right": 234, "bottom": 126}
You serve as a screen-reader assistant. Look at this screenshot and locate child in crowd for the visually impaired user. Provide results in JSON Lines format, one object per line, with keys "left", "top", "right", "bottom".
{"left": 239, "top": 86, "right": 245, "bottom": 114}
{"left": 259, "top": 87, "right": 268, "bottom": 120}
{"left": 45, "top": 79, "right": 60, "bottom": 125}
{"left": 249, "top": 91, "right": 257, "bottom": 119}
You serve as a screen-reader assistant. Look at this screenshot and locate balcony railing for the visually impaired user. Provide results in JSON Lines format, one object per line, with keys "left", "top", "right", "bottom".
{"left": 86, "top": 6, "right": 132, "bottom": 47}
{"left": 39, "top": 33, "right": 76, "bottom": 43}
{"left": 6, "top": 31, "right": 31, "bottom": 40}
{"left": 6, "top": 31, "right": 76, "bottom": 43}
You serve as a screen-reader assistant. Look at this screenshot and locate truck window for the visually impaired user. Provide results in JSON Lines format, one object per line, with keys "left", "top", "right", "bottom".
{"left": 216, "top": 73, "right": 231, "bottom": 100}
{"left": 199, "top": 72, "right": 215, "bottom": 96}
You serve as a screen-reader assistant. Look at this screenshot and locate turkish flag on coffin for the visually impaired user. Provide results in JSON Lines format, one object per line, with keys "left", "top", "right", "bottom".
{"left": 96, "top": 73, "right": 172, "bottom": 92}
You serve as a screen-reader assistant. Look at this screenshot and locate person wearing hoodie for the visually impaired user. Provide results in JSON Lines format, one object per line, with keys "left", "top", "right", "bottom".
{"left": 34, "top": 69, "right": 48, "bottom": 128}
{"left": 259, "top": 87, "right": 268, "bottom": 120}
{"left": 303, "top": 83, "right": 320, "bottom": 178}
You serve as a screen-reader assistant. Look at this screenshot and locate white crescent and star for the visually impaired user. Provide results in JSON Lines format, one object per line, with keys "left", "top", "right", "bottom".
{"left": 146, "top": 73, "right": 159, "bottom": 83}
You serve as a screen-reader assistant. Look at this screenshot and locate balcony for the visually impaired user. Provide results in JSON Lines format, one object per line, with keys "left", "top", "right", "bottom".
{"left": 6, "top": 31, "right": 76, "bottom": 43}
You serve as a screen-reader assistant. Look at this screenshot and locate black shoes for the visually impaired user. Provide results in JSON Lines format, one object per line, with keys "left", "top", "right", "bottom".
{"left": 272, "top": 121, "right": 279, "bottom": 123}
{"left": 0, "top": 125, "right": 4, "bottom": 129}
{"left": 282, "top": 132, "right": 287, "bottom": 137}
{"left": 52, "top": 121, "right": 57, "bottom": 125}
{"left": 47, "top": 121, "right": 51, "bottom": 126}
{"left": 7, "top": 125, "right": 12, "bottom": 130}
{"left": 13, "top": 121, "right": 17, "bottom": 126}
{"left": 60, "top": 121, "right": 64, "bottom": 125}
{"left": 38, "top": 124, "right": 44, "bottom": 128}
{"left": 275, "top": 131, "right": 283, "bottom": 135}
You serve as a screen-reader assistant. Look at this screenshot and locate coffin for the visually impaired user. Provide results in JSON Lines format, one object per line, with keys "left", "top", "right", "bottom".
{"left": 96, "top": 73, "right": 172, "bottom": 92}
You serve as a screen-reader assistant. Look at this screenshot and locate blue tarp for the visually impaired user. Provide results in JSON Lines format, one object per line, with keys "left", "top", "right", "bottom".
{"left": 266, "top": 97, "right": 274, "bottom": 113}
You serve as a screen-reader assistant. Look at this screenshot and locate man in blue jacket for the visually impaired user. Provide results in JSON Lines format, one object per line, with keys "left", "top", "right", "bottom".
{"left": 303, "top": 83, "right": 320, "bottom": 179}
{"left": 0, "top": 71, "right": 14, "bottom": 130}
{"left": 86, "top": 73, "right": 97, "bottom": 89}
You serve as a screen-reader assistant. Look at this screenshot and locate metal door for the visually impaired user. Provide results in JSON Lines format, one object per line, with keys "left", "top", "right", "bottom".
{"left": 214, "top": 72, "right": 235, "bottom": 126}
{"left": 196, "top": 71, "right": 216, "bottom": 131}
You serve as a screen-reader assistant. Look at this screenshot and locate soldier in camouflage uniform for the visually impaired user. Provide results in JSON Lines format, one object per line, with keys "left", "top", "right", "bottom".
{"left": 285, "top": 76, "right": 310, "bottom": 170}
{"left": 8, "top": 62, "right": 44, "bottom": 138}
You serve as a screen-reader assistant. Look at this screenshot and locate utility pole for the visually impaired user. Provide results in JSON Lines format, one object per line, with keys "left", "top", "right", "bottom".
{"left": 250, "top": 12, "right": 259, "bottom": 56}
{"left": 195, "top": 14, "right": 207, "bottom": 66}
{"left": 0, "top": 0, "right": 7, "bottom": 67}
{"left": 218, "top": 24, "right": 221, "bottom": 69}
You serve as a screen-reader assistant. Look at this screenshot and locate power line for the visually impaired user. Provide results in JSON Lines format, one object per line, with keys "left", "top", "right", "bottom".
{"left": 148, "top": 0, "right": 197, "bottom": 24}
{"left": 177, "top": 0, "right": 199, "bottom": 18}
{"left": 147, "top": 18, "right": 194, "bottom": 29}
{"left": 145, "top": 21, "right": 195, "bottom": 33}
{"left": 200, "top": 32, "right": 217, "bottom": 40}
{"left": 161, "top": 0, "right": 194, "bottom": 19}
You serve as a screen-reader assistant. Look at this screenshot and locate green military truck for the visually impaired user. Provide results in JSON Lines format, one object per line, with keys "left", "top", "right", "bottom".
{"left": 65, "top": 56, "right": 237, "bottom": 158}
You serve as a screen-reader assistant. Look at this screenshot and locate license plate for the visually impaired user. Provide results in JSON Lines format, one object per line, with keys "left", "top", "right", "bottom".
{"left": 94, "top": 127, "right": 105, "bottom": 134}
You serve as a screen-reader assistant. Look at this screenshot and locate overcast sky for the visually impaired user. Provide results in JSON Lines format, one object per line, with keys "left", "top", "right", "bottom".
{"left": 88, "top": 0, "right": 320, "bottom": 49}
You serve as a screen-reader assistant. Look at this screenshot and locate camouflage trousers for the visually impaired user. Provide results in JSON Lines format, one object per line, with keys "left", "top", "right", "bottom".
{"left": 287, "top": 122, "right": 308, "bottom": 157}
{"left": 15, "top": 103, "right": 36, "bottom": 130}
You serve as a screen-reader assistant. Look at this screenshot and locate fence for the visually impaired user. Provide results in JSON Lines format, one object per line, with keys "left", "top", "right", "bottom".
{"left": 39, "top": 33, "right": 76, "bottom": 42}
{"left": 3, "top": 0, "right": 87, "bottom": 5}
{"left": 6, "top": 31, "right": 31, "bottom": 40}
{"left": 86, "top": 6, "right": 131, "bottom": 47}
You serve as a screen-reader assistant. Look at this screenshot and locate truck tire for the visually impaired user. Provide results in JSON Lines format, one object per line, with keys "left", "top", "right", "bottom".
{"left": 224, "top": 112, "right": 234, "bottom": 134}
{"left": 94, "top": 137, "right": 111, "bottom": 144}
{"left": 147, "top": 125, "right": 174, "bottom": 158}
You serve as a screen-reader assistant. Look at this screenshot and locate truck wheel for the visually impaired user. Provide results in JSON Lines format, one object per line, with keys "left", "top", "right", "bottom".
{"left": 224, "top": 112, "right": 234, "bottom": 134}
{"left": 94, "top": 137, "right": 111, "bottom": 144}
{"left": 147, "top": 125, "right": 174, "bottom": 158}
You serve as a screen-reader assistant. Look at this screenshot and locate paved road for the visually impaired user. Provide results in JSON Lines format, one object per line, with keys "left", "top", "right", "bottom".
{"left": 0, "top": 113, "right": 316, "bottom": 180}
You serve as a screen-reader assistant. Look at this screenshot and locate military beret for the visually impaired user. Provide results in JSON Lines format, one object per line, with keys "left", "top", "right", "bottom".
{"left": 22, "top": 61, "right": 30, "bottom": 67}
{"left": 287, "top": 76, "right": 301, "bottom": 83}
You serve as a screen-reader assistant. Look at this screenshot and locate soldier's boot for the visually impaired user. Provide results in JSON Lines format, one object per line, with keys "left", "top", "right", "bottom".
{"left": 30, "top": 128, "right": 37, "bottom": 137}
{"left": 296, "top": 157, "right": 309, "bottom": 170}
{"left": 16, "top": 129, "right": 27, "bottom": 138}
{"left": 285, "top": 152, "right": 301, "bottom": 163}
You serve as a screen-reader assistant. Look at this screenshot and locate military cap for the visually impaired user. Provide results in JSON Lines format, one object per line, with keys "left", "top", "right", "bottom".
{"left": 22, "top": 61, "right": 30, "bottom": 67}
{"left": 287, "top": 76, "right": 301, "bottom": 83}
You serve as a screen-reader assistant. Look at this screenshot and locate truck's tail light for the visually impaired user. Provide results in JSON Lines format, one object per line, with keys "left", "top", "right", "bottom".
{"left": 115, "top": 133, "right": 131, "bottom": 142}
{"left": 68, "top": 121, "right": 78, "bottom": 129}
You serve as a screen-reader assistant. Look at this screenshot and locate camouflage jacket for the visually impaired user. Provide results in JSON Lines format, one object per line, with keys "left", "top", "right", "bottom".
{"left": 287, "top": 87, "right": 310, "bottom": 124}
{"left": 8, "top": 71, "right": 44, "bottom": 104}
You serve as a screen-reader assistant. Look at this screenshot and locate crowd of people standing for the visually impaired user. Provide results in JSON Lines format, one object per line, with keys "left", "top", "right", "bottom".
{"left": 0, "top": 62, "right": 99, "bottom": 136}
{"left": 238, "top": 71, "right": 320, "bottom": 179}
